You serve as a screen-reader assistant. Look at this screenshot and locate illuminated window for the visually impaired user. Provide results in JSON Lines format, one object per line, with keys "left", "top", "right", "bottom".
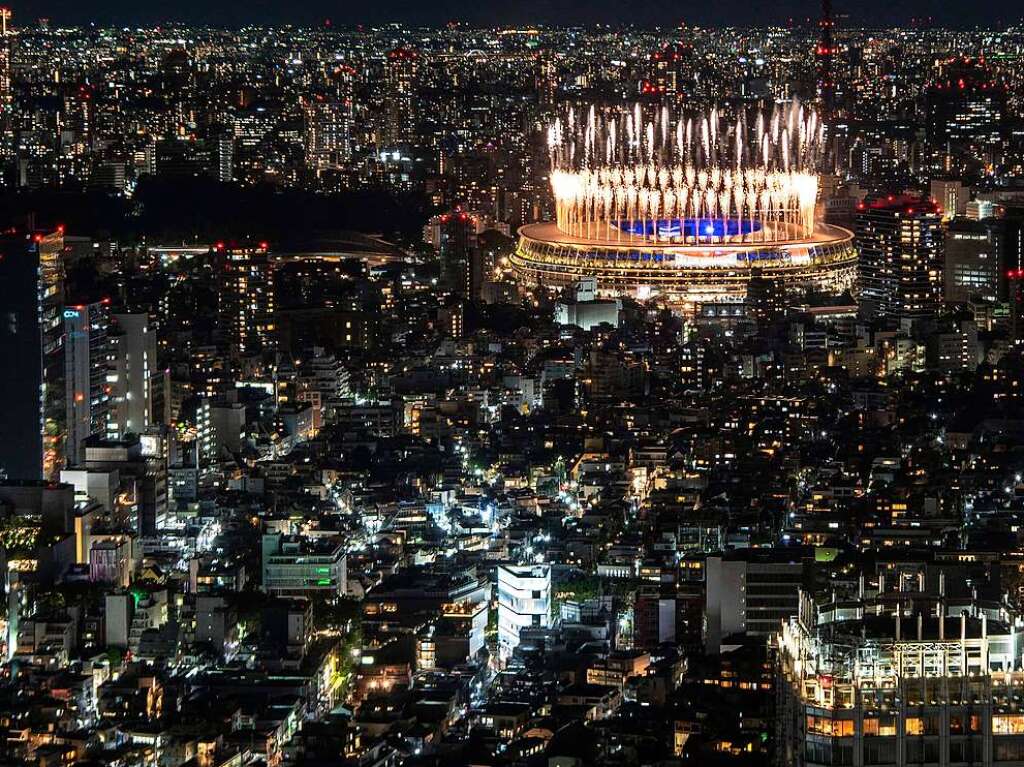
{"left": 993, "top": 715, "right": 1024, "bottom": 734}
{"left": 807, "top": 716, "right": 853, "bottom": 737}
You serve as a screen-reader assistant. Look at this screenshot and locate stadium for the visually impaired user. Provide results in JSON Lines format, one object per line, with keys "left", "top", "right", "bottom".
{"left": 511, "top": 102, "right": 857, "bottom": 309}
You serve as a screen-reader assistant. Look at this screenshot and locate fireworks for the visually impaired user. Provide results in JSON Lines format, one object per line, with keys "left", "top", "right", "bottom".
{"left": 546, "top": 101, "right": 824, "bottom": 245}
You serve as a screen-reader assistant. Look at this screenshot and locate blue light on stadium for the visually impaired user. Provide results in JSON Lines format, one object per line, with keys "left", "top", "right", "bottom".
{"left": 615, "top": 218, "right": 763, "bottom": 239}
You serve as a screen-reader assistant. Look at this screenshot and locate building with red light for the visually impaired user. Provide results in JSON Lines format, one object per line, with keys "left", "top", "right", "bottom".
{"left": 925, "top": 59, "right": 1007, "bottom": 170}
{"left": 855, "top": 196, "right": 944, "bottom": 323}
{"left": 429, "top": 208, "right": 493, "bottom": 301}
{"left": 216, "top": 243, "right": 276, "bottom": 355}
{"left": 382, "top": 48, "right": 418, "bottom": 148}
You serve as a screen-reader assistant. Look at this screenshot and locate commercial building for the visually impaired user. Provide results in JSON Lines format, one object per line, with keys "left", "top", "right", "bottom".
{"left": 64, "top": 299, "right": 112, "bottom": 466}
{"left": 778, "top": 585, "right": 1024, "bottom": 767}
{"left": 497, "top": 564, "right": 551, "bottom": 663}
{"left": 944, "top": 218, "right": 1005, "bottom": 304}
{"left": 261, "top": 534, "right": 347, "bottom": 597}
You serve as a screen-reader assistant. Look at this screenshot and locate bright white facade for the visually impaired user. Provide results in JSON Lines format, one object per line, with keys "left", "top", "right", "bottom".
{"left": 497, "top": 564, "right": 551, "bottom": 663}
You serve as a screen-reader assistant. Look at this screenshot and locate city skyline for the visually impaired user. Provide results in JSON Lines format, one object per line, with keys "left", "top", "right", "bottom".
{"left": 6, "top": 0, "right": 1022, "bottom": 29}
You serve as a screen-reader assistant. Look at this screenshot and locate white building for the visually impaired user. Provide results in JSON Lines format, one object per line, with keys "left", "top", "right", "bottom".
{"left": 555, "top": 277, "right": 621, "bottom": 330}
{"left": 497, "top": 564, "right": 551, "bottom": 662}
{"left": 108, "top": 312, "right": 157, "bottom": 439}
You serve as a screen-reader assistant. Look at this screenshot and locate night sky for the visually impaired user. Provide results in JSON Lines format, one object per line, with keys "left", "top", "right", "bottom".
{"left": 9, "top": 0, "right": 1022, "bottom": 29}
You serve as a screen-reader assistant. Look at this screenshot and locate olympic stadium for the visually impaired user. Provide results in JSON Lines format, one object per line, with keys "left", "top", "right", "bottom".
{"left": 511, "top": 102, "right": 857, "bottom": 309}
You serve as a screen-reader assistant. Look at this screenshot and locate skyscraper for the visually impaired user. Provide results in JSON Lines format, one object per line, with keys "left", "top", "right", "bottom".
{"left": 64, "top": 299, "right": 111, "bottom": 465}
{"left": 856, "top": 197, "right": 944, "bottom": 324}
{"left": 216, "top": 243, "right": 276, "bottom": 355}
{"left": 0, "top": 8, "right": 12, "bottom": 112}
{"left": 944, "top": 218, "right": 1006, "bottom": 305}
{"left": 0, "top": 229, "right": 66, "bottom": 480}
{"left": 382, "top": 48, "right": 418, "bottom": 148}
{"left": 925, "top": 59, "right": 1007, "bottom": 169}
{"left": 108, "top": 312, "right": 157, "bottom": 439}
{"left": 437, "top": 208, "right": 482, "bottom": 299}
{"left": 303, "top": 94, "right": 351, "bottom": 171}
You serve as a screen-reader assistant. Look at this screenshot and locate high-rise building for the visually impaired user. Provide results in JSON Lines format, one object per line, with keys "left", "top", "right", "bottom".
{"left": 0, "top": 230, "right": 66, "bottom": 480}
{"left": 926, "top": 60, "right": 1006, "bottom": 164}
{"left": 216, "top": 243, "right": 275, "bottom": 354}
{"left": 108, "top": 313, "right": 157, "bottom": 439}
{"left": 535, "top": 55, "right": 557, "bottom": 107}
{"left": 383, "top": 48, "right": 418, "bottom": 148}
{"left": 930, "top": 179, "right": 968, "bottom": 219}
{"left": 496, "top": 564, "right": 551, "bottom": 663}
{"left": 1010, "top": 270, "right": 1024, "bottom": 346}
{"left": 944, "top": 218, "right": 1006, "bottom": 305}
{"left": 64, "top": 299, "right": 111, "bottom": 466}
{"left": 0, "top": 8, "right": 12, "bottom": 112}
{"left": 303, "top": 94, "right": 351, "bottom": 170}
{"left": 436, "top": 209, "right": 482, "bottom": 298}
{"left": 856, "top": 197, "right": 944, "bottom": 323}
{"left": 816, "top": 0, "right": 836, "bottom": 114}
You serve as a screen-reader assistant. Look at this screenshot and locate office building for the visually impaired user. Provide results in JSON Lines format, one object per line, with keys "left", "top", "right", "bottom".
{"left": 64, "top": 299, "right": 111, "bottom": 467}
{"left": 925, "top": 60, "right": 1006, "bottom": 166}
{"left": 779, "top": 585, "right": 1024, "bottom": 767}
{"left": 944, "top": 218, "right": 1006, "bottom": 304}
{"left": 929, "top": 179, "right": 969, "bottom": 219}
{"left": 107, "top": 313, "right": 157, "bottom": 439}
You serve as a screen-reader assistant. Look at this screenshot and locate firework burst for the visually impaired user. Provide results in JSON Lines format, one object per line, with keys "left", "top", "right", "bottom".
{"left": 546, "top": 100, "right": 824, "bottom": 245}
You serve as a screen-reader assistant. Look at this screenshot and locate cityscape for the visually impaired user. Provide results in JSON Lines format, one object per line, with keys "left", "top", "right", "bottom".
{"left": 2, "top": 3, "right": 1024, "bottom": 767}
